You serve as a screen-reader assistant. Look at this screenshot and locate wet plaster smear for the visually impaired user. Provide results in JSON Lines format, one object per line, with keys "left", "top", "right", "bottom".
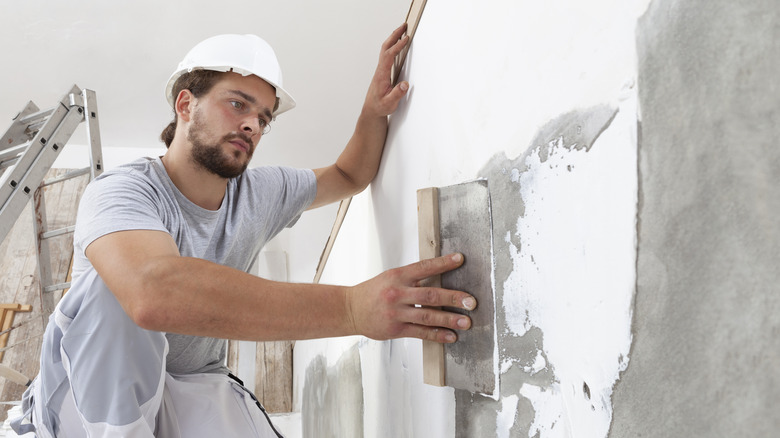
{"left": 459, "top": 93, "right": 638, "bottom": 437}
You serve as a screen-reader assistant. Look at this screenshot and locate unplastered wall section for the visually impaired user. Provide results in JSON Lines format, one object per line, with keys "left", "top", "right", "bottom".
{"left": 294, "top": 0, "right": 650, "bottom": 436}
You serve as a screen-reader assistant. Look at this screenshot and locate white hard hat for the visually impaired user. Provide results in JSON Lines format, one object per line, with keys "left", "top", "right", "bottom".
{"left": 165, "top": 34, "right": 296, "bottom": 116}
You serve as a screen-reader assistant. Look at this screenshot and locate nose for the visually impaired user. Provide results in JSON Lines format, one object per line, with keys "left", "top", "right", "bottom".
{"left": 240, "top": 116, "right": 261, "bottom": 137}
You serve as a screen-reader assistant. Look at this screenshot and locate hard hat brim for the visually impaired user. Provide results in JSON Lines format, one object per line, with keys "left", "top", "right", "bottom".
{"left": 165, "top": 66, "right": 296, "bottom": 117}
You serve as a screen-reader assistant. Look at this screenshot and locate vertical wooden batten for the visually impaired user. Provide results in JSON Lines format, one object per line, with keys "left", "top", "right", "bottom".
{"left": 417, "top": 187, "right": 445, "bottom": 386}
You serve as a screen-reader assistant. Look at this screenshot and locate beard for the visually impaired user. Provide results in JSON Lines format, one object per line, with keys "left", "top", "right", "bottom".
{"left": 187, "top": 109, "right": 254, "bottom": 179}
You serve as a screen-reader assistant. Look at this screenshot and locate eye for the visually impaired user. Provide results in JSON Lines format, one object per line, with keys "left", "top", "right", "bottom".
{"left": 258, "top": 118, "right": 268, "bottom": 128}
{"left": 230, "top": 100, "right": 244, "bottom": 110}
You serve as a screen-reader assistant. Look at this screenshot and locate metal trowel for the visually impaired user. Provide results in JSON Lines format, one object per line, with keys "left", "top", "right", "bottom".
{"left": 417, "top": 179, "right": 497, "bottom": 395}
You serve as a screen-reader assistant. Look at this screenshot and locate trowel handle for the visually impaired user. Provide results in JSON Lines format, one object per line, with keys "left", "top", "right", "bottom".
{"left": 0, "top": 364, "right": 31, "bottom": 386}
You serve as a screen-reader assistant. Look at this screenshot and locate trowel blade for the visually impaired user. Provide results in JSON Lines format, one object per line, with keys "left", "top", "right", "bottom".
{"left": 439, "top": 179, "right": 496, "bottom": 395}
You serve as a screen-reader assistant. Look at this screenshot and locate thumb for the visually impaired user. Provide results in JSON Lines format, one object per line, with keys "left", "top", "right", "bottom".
{"left": 382, "top": 81, "right": 409, "bottom": 113}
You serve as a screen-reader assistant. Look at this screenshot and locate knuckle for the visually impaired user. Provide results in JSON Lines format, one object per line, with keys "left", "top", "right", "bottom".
{"left": 419, "top": 310, "right": 433, "bottom": 326}
{"left": 386, "top": 267, "right": 404, "bottom": 282}
{"left": 380, "top": 286, "right": 402, "bottom": 304}
{"left": 423, "top": 289, "right": 438, "bottom": 306}
{"left": 417, "top": 326, "right": 435, "bottom": 342}
{"left": 417, "top": 257, "right": 435, "bottom": 271}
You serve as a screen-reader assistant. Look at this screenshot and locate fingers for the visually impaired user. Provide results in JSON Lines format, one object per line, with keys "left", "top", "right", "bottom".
{"left": 412, "top": 326, "right": 459, "bottom": 344}
{"left": 403, "top": 284, "right": 476, "bottom": 311}
{"left": 378, "top": 25, "right": 409, "bottom": 71}
{"left": 382, "top": 22, "right": 408, "bottom": 52}
{"left": 403, "top": 253, "right": 465, "bottom": 283}
{"left": 402, "top": 306, "right": 471, "bottom": 331}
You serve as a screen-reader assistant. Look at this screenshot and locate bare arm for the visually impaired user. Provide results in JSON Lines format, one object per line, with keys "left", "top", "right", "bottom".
{"left": 86, "top": 229, "right": 475, "bottom": 343}
{"left": 309, "top": 23, "right": 410, "bottom": 209}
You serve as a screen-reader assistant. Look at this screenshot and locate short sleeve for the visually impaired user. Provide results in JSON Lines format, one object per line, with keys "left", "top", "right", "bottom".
{"left": 74, "top": 170, "right": 170, "bottom": 258}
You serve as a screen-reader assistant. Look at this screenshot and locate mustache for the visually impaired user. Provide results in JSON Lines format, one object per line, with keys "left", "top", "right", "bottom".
{"left": 223, "top": 132, "right": 254, "bottom": 150}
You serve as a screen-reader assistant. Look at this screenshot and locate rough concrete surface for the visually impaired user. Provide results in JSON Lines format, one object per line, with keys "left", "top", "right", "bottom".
{"left": 610, "top": 0, "right": 780, "bottom": 436}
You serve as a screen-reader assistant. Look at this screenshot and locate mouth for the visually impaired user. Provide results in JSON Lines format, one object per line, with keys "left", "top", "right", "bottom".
{"left": 225, "top": 133, "right": 254, "bottom": 155}
{"left": 228, "top": 139, "right": 249, "bottom": 152}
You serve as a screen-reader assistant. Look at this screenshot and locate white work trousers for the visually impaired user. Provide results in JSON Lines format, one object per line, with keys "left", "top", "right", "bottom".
{"left": 12, "top": 269, "right": 282, "bottom": 438}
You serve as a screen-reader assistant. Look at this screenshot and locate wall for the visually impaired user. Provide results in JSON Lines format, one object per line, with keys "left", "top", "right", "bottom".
{"left": 611, "top": 0, "right": 780, "bottom": 435}
{"left": 292, "top": 0, "right": 779, "bottom": 436}
{"left": 295, "top": 0, "right": 645, "bottom": 436}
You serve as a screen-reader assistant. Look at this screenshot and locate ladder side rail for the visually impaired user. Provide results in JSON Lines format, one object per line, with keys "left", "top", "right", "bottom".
{"left": 0, "top": 104, "right": 84, "bottom": 244}
{"left": 35, "top": 88, "right": 103, "bottom": 295}
{"left": 32, "top": 187, "right": 55, "bottom": 311}
{"left": 0, "top": 101, "right": 70, "bottom": 210}
{"left": 82, "top": 89, "right": 104, "bottom": 179}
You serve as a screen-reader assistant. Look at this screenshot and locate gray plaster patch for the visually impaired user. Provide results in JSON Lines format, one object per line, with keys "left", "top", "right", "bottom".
{"left": 302, "top": 346, "right": 363, "bottom": 438}
{"left": 448, "top": 103, "right": 619, "bottom": 436}
{"left": 610, "top": 0, "right": 780, "bottom": 436}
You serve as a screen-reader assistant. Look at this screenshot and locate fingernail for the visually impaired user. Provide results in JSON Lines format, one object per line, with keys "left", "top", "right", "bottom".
{"left": 457, "top": 317, "right": 470, "bottom": 329}
{"left": 445, "top": 333, "right": 457, "bottom": 343}
{"left": 451, "top": 253, "right": 462, "bottom": 262}
{"left": 400, "top": 82, "right": 409, "bottom": 91}
{"left": 462, "top": 297, "right": 476, "bottom": 310}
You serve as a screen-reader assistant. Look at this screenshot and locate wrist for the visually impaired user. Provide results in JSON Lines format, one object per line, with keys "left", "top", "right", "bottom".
{"left": 342, "top": 285, "right": 360, "bottom": 336}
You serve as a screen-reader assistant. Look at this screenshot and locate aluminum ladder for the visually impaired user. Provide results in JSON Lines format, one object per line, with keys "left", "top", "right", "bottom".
{"left": 0, "top": 85, "right": 103, "bottom": 298}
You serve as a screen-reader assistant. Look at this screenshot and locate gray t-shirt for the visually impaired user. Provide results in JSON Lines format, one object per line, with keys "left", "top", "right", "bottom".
{"left": 72, "top": 156, "right": 317, "bottom": 374}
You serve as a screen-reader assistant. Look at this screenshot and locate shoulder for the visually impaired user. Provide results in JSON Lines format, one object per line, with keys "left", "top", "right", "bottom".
{"left": 238, "top": 166, "right": 315, "bottom": 189}
{"left": 84, "top": 157, "right": 167, "bottom": 198}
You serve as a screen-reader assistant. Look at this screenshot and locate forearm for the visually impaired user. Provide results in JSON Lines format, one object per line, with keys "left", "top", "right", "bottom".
{"left": 336, "top": 108, "right": 389, "bottom": 190}
{"left": 129, "top": 256, "right": 355, "bottom": 341}
{"left": 308, "top": 24, "right": 409, "bottom": 209}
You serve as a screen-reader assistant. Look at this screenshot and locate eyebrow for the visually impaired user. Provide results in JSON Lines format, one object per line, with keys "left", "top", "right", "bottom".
{"left": 227, "top": 89, "right": 273, "bottom": 120}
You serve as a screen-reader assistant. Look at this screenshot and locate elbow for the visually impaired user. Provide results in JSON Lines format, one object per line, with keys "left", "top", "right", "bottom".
{"left": 122, "top": 260, "right": 177, "bottom": 331}
{"left": 335, "top": 163, "right": 372, "bottom": 196}
{"left": 129, "top": 299, "right": 163, "bottom": 331}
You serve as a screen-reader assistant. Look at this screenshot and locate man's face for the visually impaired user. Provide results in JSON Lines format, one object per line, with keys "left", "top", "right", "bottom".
{"left": 185, "top": 73, "right": 276, "bottom": 178}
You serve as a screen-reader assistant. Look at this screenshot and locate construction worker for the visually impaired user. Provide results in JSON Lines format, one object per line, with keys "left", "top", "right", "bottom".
{"left": 12, "top": 24, "right": 475, "bottom": 437}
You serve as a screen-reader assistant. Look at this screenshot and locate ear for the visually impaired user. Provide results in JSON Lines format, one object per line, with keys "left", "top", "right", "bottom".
{"left": 175, "top": 89, "right": 195, "bottom": 122}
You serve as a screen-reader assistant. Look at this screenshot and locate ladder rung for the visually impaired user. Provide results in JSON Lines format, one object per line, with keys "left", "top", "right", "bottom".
{"left": 18, "top": 108, "right": 55, "bottom": 126}
{"left": 44, "top": 282, "right": 71, "bottom": 293}
{"left": 41, "top": 167, "right": 91, "bottom": 187}
{"left": 0, "top": 143, "right": 29, "bottom": 162}
{"left": 0, "top": 156, "right": 20, "bottom": 171}
{"left": 41, "top": 225, "right": 75, "bottom": 240}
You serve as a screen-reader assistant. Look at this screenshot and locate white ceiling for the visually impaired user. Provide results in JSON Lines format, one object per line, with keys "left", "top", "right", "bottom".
{"left": 0, "top": 0, "right": 411, "bottom": 170}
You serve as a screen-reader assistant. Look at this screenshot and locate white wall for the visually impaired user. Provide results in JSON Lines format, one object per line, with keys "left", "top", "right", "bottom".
{"left": 294, "top": 0, "right": 650, "bottom": 436}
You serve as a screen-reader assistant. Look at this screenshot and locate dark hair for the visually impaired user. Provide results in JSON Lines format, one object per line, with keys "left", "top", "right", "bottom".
{"left": 160, "top": 69, "right": 224, "bottom": 148}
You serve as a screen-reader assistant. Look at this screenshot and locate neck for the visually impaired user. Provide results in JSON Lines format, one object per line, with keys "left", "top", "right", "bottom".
{"left": 161, "top": 140, "right": 228, "bottom": 211}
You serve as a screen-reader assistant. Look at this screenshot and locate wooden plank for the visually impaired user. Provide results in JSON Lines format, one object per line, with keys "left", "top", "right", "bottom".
{"left": 417, "top": 187, "right": 445, "bottom": 386}
{"left": 0, "top": 305, "right": 32, "bottom": 362}
{"left": 227, "top": 339, "right": 239, "bottom": 378}
{"left": 313, "top": 198, "right": 351, "bottom": 284}
{"left": 392, "top": 0, "right": 429, "bottom": 84}
{"left": 227, "top": 339, "right": 293, "bottom": 412}
{"left": 255, "top": 340, "right": 293, "bottom": 413}
{"left": 0, "top": 308, "right": 15, "bottom": 362}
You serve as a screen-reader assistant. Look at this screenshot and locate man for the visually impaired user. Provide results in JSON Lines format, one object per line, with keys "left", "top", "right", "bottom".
{"left": 13, "top": 24, "right": 475, "bottom": 437}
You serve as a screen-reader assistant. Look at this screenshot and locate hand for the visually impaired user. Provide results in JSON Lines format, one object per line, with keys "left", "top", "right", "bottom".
{"left": 346, "top": 253, "right": 477, "bottom": 343}
{"left": 363, "top": 23, "right": 411, "bottom": 118}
